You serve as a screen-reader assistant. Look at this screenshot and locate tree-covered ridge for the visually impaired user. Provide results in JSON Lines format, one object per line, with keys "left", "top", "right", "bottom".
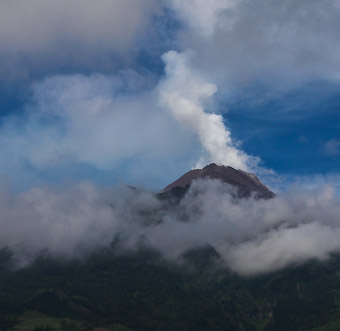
{"left": 1, "top": 246, "right": 340, "bottom": 331}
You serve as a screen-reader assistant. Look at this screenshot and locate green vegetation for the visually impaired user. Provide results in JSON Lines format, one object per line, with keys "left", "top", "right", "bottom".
{"left": 1, "top": 247, "right": 340, "bottom": 330}
{"left": 10, "top": 311, "right": 82, "bottom": 330}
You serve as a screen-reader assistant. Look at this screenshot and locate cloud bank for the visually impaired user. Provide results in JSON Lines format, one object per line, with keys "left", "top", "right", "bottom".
{"left": 0, "top": 72, "right": 202, "bottom": 188}
{"left": 169, "top": 0, "right": 340, "bottom": 92}
{"left": 2, "top": 178, "right": 340, "bottom": 275}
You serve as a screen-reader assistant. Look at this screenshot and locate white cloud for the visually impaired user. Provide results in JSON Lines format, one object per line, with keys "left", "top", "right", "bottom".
{"left": 2, "top": 178, "right": 340, "bottom": 275}
{"left": 0, "top": 183, "right": 161, "bottom": 267}
{"left": 144, "top": 180, "right": 340, "bottom": 275}
{"left": 227, "top": 223, "right": 340, "bottom": 275}
{"left": 0, "top": 72, "right": 199, "bottom": 187}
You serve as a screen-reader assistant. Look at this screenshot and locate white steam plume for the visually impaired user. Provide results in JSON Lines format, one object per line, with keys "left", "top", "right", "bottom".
{"left": 159, "top": 50, "right": 251, "bottom": 170}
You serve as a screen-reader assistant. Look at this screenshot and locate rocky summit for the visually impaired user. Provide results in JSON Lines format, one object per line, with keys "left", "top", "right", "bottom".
{"left": 161, "top": 163, "right": 275, "bottom": 199}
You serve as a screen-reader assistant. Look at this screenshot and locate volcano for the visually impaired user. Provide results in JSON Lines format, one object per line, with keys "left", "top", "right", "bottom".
{"left": 161, "top": 163, "right": 275, "bottom": 199}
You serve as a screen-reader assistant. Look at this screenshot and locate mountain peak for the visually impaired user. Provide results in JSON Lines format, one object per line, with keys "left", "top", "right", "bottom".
{"left": 203, "top": 163, "right": 218, "bottom": 168}
{"left": 161, "top": 163, "right": 275, "bottom": 199}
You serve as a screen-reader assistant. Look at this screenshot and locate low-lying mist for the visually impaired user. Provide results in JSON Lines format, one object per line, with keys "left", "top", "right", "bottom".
{"left": 1, "top": 178, "right": 340, "bottom": 275}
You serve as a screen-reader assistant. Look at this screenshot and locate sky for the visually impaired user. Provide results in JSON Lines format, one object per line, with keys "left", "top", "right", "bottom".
{"left": 1, "top": 1, "right": 340, "bottom": 274}
{"left": 0, "top": 0, "right": 339, "bottom": 191}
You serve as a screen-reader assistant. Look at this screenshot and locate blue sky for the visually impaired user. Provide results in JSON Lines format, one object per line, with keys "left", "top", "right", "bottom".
{"left": 0, "top": 0, "right": 340, "bottom": 191}
{"left": 226, "top": 81, "right": 340, "bottom": 175}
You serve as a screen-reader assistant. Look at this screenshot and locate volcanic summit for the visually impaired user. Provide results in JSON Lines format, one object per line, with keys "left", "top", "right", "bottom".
{"left": 161, "top": 163, "right": 275, "bottom": 199}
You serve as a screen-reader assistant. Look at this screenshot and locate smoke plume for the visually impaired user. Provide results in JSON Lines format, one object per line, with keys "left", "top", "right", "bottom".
{"left": 159, "top": 50, "right": 252, "bottom": 170}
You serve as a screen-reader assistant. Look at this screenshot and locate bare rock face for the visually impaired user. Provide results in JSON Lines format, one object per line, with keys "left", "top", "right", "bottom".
{"left": 161, "top": 163, "right": 275, "bottom": 200}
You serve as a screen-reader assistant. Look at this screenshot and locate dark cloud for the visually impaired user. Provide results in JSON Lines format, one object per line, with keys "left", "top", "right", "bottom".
{"left": 0, "top": 0, "right": 160, "bottom": 82}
